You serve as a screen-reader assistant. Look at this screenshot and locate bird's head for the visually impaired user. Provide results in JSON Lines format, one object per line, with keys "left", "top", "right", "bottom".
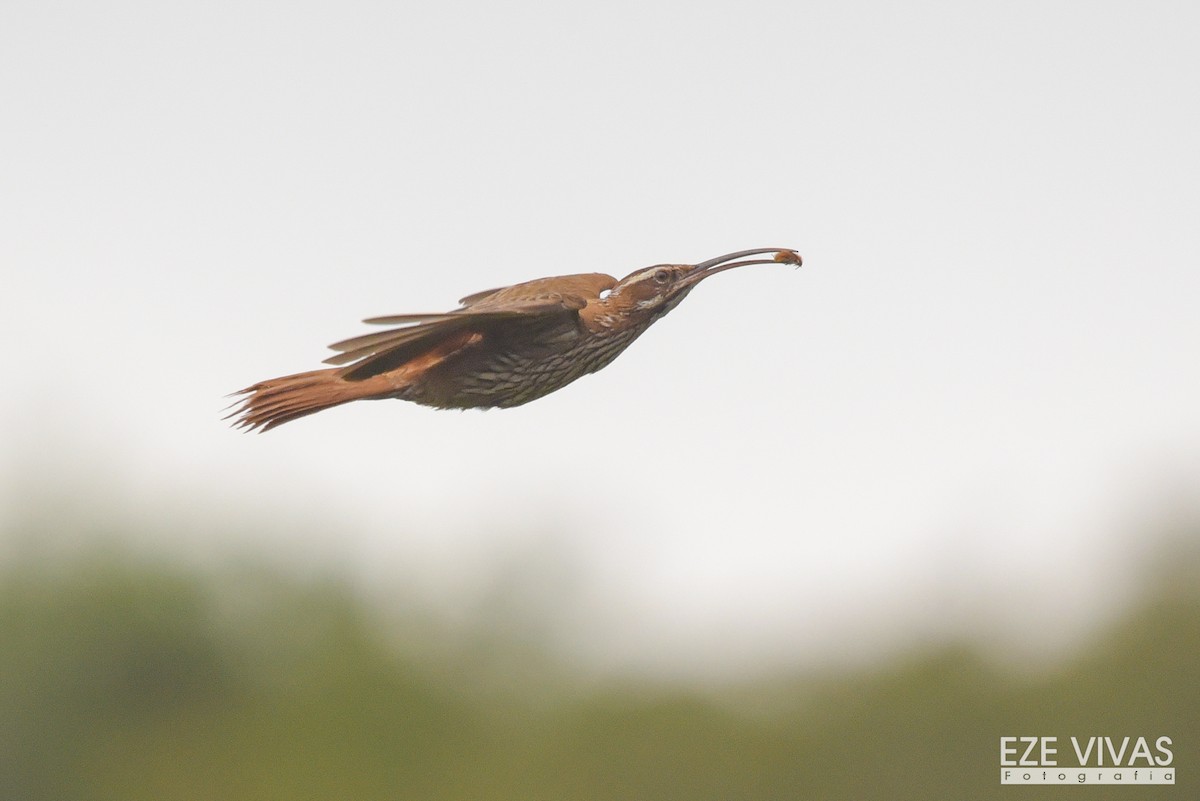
{"left": 598, "top": 247, "right": 802, "bottom": 325}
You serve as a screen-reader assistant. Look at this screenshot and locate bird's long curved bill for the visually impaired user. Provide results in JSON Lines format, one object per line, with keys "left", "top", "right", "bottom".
{"left": 681, "top": 247, "right": 802, "bottom": 287}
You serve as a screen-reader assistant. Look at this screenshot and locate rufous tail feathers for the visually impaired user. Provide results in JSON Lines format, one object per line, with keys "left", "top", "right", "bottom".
{"left": 226, "top": 369, "right": 393, "bottom": 432}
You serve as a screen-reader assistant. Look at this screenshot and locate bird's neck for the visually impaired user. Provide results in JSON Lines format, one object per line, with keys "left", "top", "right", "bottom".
{"left": 580, "top": 294, "right": 651, "bottom": 335}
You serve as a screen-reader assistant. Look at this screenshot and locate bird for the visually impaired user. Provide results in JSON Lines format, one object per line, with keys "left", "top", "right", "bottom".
{"left": 228, "top": 247, "right": 802, "bottom": 432}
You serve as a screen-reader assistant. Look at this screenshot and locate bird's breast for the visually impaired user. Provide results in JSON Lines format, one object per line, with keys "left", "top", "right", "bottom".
{"left": 406, "top": 325, "right": 648, "bottom": 409}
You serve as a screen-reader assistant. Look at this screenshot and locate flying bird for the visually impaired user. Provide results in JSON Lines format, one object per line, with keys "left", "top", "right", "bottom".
{"left": 229, "top": 247, "right": 802, "bottom": 432}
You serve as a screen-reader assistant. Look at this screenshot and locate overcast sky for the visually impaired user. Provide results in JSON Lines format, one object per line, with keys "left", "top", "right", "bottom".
{"left": 3, "top": 0, "right": 1199, "bottom": 679}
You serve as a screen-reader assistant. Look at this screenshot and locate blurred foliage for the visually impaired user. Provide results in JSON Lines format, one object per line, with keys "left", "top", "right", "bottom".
{"left": 1, "top": 514, "right": 1197, "bottom": 800}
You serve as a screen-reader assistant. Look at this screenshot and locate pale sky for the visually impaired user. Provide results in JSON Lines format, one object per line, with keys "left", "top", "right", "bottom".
{"left": 3, "top": 0, "right": 1199, "bottom": 679}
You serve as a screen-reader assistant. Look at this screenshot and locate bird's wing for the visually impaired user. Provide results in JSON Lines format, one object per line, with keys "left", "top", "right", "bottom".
{"left": 323, "top": 294, "right": 593, "bottom": 381}
{"left": 457, "top": 287, "right": 505, "bottom": 306}
{"left": 457, "top": 273, "right": 616, "bottom": 310}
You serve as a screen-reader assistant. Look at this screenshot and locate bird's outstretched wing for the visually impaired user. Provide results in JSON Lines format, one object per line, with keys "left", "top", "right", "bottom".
{"left": 324, "top": 291, "right": 601, "bottom": 382}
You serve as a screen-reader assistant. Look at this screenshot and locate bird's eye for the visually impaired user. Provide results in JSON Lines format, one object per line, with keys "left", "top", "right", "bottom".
{"left": 653, "top": 269, "right": 671, "bottom": 285}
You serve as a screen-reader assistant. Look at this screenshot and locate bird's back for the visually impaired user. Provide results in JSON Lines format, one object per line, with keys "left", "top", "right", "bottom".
{"left": 457, "top": 273, "right": 616, "bottom": 311}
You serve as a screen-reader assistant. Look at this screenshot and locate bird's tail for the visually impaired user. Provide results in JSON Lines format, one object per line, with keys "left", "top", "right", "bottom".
{"left": 226, "top": 368, "right": 393, "bottom": 432}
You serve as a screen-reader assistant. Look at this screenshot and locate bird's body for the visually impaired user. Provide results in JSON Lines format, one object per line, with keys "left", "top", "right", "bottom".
{"left": 229, "top": 248, "right": 801, "bottom": 431}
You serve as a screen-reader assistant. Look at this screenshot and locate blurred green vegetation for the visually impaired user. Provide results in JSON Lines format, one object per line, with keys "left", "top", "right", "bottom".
{"left": 1, "top": 512, "right": 1197, "bottom": 800}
